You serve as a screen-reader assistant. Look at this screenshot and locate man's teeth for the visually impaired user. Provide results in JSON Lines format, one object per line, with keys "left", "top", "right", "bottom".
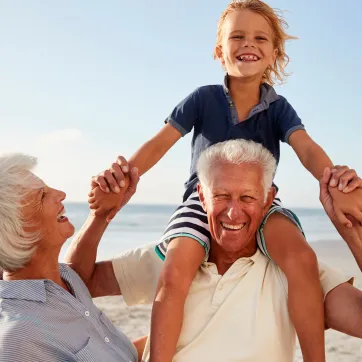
{"left": 237, "top": 55, "right": 259, "bottom": 61}
{"left": 221, "top": 222, "right": 245, "bottom": 230}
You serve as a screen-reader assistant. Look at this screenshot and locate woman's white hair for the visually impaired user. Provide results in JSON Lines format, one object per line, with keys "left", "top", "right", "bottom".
{"left": 197, "top": 139, "right": 277, "bottom": 200}
{"left": 0, "top": 153, "right": 41, "bottom": 272}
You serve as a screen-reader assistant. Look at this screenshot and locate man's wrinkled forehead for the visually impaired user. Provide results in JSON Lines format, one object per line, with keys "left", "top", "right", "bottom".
{"left": 208, "top": 162, "right": 263, "bottom": 189}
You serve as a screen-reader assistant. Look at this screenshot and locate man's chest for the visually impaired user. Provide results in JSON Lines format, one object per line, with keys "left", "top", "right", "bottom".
{"left": 174, "top": 261, "right": 296, "bottom": 362}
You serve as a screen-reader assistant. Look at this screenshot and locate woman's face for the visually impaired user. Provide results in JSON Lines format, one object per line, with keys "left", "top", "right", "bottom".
{"left": 21, "top": 173, "right": 75, "bottom": 248}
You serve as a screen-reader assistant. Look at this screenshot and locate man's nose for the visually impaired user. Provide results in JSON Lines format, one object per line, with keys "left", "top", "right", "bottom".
{"left": 227, "top": 201, "right": 242, "bottom": 220}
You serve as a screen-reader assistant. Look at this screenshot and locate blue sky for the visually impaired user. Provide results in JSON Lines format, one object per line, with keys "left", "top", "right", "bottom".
{"left": 0, "top": 0, "right": 361, "bottom": 207}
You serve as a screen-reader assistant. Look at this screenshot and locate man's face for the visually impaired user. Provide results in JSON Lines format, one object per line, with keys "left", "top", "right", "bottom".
{"left": 198, "top": 162, "right": 273, "bottom": 254}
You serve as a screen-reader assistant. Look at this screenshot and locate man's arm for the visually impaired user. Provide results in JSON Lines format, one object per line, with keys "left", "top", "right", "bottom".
{"left": 319, "top": 167, "right": 362, "bottom": 271}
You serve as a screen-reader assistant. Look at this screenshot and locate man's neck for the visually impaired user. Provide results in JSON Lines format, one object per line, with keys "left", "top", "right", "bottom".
{"left": 3, "top": 246, "right": 67, "bottom": 291}
{"left": 208, "top": 238, "right": 258, "bottom": 275}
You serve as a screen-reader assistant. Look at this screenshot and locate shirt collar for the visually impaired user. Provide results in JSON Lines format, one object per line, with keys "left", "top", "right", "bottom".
{"left": 223, "top": 74, "right": 279, "bottom": 106}
{"left": 0, "top": 264, "right": 74, "bottom": 303}
{"left": 204, "top": 248, "right": 262, "bottom": 269}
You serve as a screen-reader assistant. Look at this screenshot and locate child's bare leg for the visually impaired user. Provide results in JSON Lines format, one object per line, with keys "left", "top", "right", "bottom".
{"left": 263, "top": 212, "right": 325, "bottom": 362}
{"left": 151, "top": 237, "right": 205, "bottom": 362}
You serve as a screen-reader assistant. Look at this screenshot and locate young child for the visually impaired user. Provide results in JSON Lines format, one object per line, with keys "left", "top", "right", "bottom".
{"left": 90, "top": 1, "right": 362, "bottom": 361}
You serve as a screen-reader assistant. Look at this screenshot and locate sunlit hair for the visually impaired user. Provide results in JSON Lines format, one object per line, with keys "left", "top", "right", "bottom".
{"left": 0, "top": 154, "right": 41, "bottom": 272}
{"left": 213, "top": 0, "right": 296, "bottom": 85}
{"left": 197, "top": 139, "right": 276, "bottom": 201}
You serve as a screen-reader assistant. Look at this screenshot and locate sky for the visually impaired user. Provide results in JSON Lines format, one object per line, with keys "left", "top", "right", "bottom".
{"left": 0, "top": 0, "right": 361, "bottom": 208}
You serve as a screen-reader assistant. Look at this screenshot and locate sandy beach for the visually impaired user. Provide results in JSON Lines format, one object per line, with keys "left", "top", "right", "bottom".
{"left": 93, "top": 239, "right": 362, "bottom": 361}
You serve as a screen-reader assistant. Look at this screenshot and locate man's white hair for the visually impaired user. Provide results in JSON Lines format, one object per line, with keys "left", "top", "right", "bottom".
{"left": 0, "top": 154, "right": 41, "bottom": 272}
{"left": 197, "top": 140, "right": 277, "bottom": 199}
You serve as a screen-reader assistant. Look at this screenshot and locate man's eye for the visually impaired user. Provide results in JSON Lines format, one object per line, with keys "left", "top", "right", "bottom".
{"left": 41, "top": 192, "right": 46, "bottom": 200}
{"left": 241, "top": 196, "right": 254, "bottom": 202}
{"left": 214, "top": 194, "right": 228, "bottom": 199}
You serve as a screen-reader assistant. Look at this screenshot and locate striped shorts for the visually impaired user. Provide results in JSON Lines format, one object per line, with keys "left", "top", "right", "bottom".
{"left": 155, "top": 190, "right": 304, "bottom": 261}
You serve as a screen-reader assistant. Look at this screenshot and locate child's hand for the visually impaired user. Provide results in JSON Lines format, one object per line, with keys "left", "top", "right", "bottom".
{"left": 88, "top": 156, "right": 139, "bottom": 222}
{"left": 90, "top": 156, "right": 131, "bottom": 193}
{"left": 328, "top": 165, "right": 362, "bottom": 193}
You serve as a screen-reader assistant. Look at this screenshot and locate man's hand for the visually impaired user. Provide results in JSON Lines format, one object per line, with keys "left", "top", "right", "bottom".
{"left": 325, "top": 165, "right": 362, "bottom": 228}
{"left": 320, "top": 168, "right": 362, "bottom": 245}
{"left": 88, "top": 156, "right": 139, "bottom": 222}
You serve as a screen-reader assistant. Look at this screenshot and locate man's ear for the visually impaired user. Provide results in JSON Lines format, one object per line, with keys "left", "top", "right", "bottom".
{"left": 197, "top": 184, "right": 207, "bottom": 212}
{"left": 263, "top": 186, "right": 276, "bottom": 214}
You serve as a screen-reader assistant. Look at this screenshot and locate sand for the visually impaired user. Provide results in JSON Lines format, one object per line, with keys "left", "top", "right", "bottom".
{"left": 93, "top": 239, "right": 362, "bottom": 361}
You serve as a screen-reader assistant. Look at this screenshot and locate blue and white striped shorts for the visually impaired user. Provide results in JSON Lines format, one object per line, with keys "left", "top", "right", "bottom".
{"left": 155, "top": 190, "right": 304, "bottom": 260}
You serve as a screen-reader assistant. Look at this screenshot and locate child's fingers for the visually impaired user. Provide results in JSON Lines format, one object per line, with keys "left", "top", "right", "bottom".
{"left": 116, "top": 156, "right": 130, "bottom": 174}
{"left": 329, "top": 165, "right": 349, "bottom": 187}
{"left": 89, "top": 201, "right": 99, "bottom": 210}
{"left": 109, "top": 163, "right": 126, "bottom": 188}
{"left": 337, "top": 169, "right": 357, "bottom": 190}
{"left": 92, "top": 175, "right": 110, "bottom": 193}
{"left": 343, "top": 177, "right": 362, "bottom": 193}
{"left": 88, "top": 195, "right": 96, "bottom": 204}
{"left": 101, "top": 169, "right": 120, "bottom": 193}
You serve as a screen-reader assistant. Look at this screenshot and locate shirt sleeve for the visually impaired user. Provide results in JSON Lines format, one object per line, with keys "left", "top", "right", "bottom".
{"left": 275, "top": 96, "right": 305, "bottom": 144}
{"left": 165, "top": 88, "right": 200, "bottom": 136}
{"left": 278, "top": 259, "right": 353, "bottom": 301}
{"left": 112, "top": 242, "right": 163, "bottom": 306}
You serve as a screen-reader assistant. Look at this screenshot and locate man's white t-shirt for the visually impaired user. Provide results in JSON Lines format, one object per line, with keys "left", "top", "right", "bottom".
{"left": 112, "top": 243, "right": 351, "bottom": 362}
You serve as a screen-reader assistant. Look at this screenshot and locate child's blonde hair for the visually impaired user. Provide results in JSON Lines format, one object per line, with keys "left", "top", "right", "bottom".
{"left": 214, "top": 0, "right": 296, "bottom": 85}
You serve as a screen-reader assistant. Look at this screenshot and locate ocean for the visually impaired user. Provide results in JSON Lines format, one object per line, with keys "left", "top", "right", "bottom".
{"left": 59, "top": 203, "right": 341, "bottom": 262}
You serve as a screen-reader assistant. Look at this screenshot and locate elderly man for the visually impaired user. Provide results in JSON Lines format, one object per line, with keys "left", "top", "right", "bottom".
{"left": 67, "top": 139, "right": 362, "bottom": 362}
{"left": 0, "top": 154, "right": 142, "bottom": 362}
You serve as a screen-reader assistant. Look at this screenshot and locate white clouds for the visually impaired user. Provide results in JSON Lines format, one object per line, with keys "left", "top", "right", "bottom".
{"left": 35, "top": 128, "right": 83, "bottom": 147}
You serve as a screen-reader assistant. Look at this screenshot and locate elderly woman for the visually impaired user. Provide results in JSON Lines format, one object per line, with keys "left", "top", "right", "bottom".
{"left": 0, "top": 154, "right": 141, "bottom": 362}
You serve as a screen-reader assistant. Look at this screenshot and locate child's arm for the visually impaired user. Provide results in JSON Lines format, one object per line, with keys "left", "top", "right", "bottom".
{"left": 289, "top": 129, "right": 362, "bottom": 225}
{"left": 89, "top": 123, "right": 181, "bottom": 220}
{"left": 128, "top": 123, "right": 182, "bottom": 176}
{"left": 289, "top": 129, "right": 333, "bottom": 180}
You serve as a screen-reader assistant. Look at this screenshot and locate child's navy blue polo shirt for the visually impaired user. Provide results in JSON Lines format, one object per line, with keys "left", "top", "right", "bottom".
{"left": 166, "top": 77, "right": 305, "bottom": 200}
